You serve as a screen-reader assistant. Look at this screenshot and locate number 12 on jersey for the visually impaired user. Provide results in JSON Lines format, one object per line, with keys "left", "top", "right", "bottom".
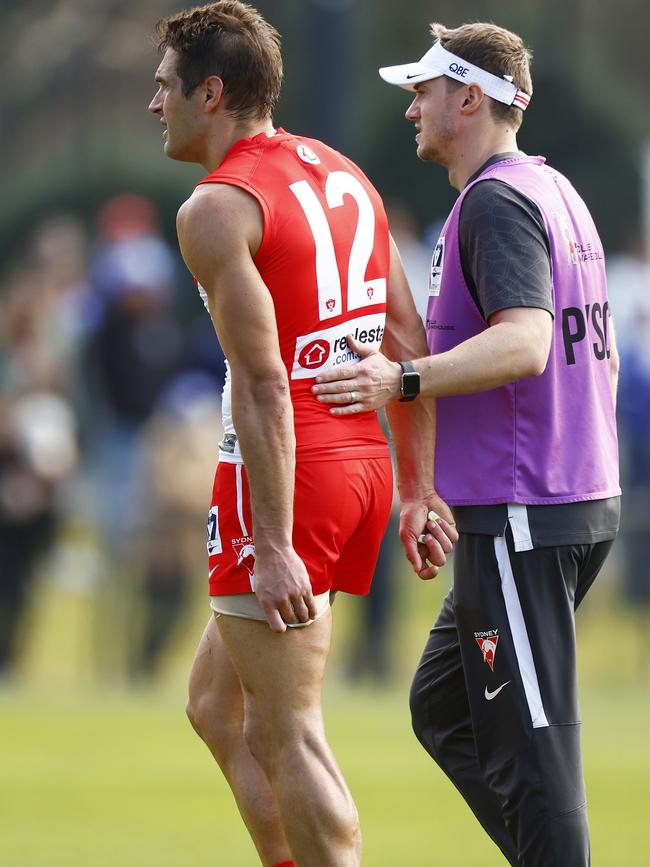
{"left": 290, "top": 170, "right": 387, "bottom": 322}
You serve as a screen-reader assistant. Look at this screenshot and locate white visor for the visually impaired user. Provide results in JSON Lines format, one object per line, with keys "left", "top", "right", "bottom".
{"left": 379, "top": 42, "right": 531, "bottom": 110}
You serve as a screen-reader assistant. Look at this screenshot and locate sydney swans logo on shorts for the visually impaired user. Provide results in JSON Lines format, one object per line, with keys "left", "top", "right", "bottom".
{"left": 291, "top": 314, "right": 385, "bottom": 380}
{"left": 474, "top": 629, "right": 499, "bottom": 671}
{"left": 232, "top": 536, "right": 256, "bottom": 577}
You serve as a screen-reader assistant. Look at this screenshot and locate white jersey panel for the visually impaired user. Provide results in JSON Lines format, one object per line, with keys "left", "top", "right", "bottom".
{"left": 220, "top": 363, "right": 243, "bottom": 464}
{"left": 196, "top": 282, "right": 243, "bottom": 465}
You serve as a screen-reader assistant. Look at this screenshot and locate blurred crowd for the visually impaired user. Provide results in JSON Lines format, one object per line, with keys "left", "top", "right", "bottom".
{"left": 0, "top": 194, "right": 226, "bottom": 681}
{"left": 1, "top": 194, "right": 648, "bottom": 684}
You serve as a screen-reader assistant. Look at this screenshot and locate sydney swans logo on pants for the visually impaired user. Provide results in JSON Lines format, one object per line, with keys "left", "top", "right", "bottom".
{"left": 474, "top": 629, "right": 499, "bottom": 671}
{"left": 291, "top": 314, "right": 385, "bottom": 380}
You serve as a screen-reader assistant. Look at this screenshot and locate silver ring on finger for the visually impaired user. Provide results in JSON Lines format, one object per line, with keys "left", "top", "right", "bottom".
{"left": 350, "top": 390, "right": 356, "bottom": 402}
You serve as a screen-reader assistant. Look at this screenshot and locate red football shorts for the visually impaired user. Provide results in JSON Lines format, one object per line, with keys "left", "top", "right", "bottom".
{"left": 207, "top": 456, "right": 393, "bottom": 597}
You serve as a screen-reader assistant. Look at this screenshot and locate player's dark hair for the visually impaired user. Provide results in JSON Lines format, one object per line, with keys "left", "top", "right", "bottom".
{"left": 155, "top": 1, "right": 282, "bottom": 121}
{"left": 430, "top": 22, "right": 533, "bottom": 132}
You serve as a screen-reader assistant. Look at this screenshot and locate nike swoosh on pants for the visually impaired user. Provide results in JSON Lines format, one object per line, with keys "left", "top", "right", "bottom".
{"left": 485, "top": 681, "right": 511, "bottom": 701}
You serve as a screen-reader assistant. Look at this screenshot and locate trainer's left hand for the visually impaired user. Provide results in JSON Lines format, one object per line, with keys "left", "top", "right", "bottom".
{"left": 400, "top": 495, "right": 458, "bottom": 580}
{"left": 311, "top": 335, "right": 401, "bottom": 414}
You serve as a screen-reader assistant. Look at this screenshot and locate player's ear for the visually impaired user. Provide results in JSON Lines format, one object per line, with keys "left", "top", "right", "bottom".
{"left": 459, "top": 83, "right": 484, "bottom": 115}
{"left": 203, "top": 76, "right": 224, "bottom": 111}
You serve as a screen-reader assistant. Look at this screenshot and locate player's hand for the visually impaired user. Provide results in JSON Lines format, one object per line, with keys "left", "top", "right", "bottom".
{"left": 253, "top": 546, "right": 318, "bottom": 633}
{"left": 400, "top": 495, "right": 458, "bottom": 580}
{"left": 311, "top": 335, "right": 401, "bottom": 414}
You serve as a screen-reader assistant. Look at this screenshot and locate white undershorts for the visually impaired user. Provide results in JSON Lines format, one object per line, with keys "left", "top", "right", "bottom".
{"left": 210, "top": 590, "right": 331, "bottom": 628}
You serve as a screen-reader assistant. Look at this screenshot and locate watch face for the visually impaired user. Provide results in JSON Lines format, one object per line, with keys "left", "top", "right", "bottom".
{"left": 401, "top": 371, "right": 420, "bottom": 398}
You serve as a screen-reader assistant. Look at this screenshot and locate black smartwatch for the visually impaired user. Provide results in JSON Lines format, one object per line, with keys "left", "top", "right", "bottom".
{"left": 398, "top": 360, "right": 420, "bottom": 402}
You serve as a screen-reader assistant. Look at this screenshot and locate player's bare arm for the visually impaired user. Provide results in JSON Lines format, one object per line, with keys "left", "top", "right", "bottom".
{"left": 177, "top": 183, "right": 317, "bottom": 633}
{"left": 312, "top": 304, "right": 553, "bottom": 411}
{"left": 380, "top": 238, "right": 458, "bottom": 579}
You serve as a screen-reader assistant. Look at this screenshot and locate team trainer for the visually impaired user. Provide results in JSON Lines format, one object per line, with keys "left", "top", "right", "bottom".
{"left": 313, "top": 20, "right": 620, "bottom": 866}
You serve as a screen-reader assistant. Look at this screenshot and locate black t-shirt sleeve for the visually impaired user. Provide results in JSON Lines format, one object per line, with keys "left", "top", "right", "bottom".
{"left": 459, "top": 179, "right": 553, "bottom": 321}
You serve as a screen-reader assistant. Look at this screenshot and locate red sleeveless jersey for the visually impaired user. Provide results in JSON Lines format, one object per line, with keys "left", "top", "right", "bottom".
{"left": 198, "top": 129, "right": 391, "bottom": 461}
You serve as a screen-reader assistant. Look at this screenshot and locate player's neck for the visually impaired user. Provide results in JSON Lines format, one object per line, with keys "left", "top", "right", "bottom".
{"left": 449, "top": 125, "right": 519, "bottom": 191}
{"left": 202, "top": 116, "right": 276, "bottom": 173}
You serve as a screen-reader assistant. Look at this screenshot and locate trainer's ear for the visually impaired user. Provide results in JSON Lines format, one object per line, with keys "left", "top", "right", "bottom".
{"left": 459, "top": 82, "right": 485, "bottom": 115}
{"left": 203, "top": 75, "right": 224, "bottom": 111}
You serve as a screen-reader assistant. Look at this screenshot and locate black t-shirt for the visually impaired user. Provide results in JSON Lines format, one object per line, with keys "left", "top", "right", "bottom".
{"left": 450, "top": 153, "right": 619, "bottom": 545}
{"left": 459, "top": 152, "right": 553, "bottom": 321}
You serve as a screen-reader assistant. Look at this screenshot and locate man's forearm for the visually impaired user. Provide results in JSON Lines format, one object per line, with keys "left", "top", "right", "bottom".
{"left": 415, "top": 313, "right": 552, "bottom": 398}
{"left": 386, "top": 398, "right": 436, "bottom": 501}
{"left": 382, "top": 298, "right": 436, "bottom": 501}
{"left": 313, "top": 308, "right": 552, "bottom": 416}
{"left": 231, "top": 370, "right": 296, "bottom": 549}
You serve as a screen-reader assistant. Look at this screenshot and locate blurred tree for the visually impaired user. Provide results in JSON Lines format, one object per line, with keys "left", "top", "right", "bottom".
{"left": 0, "top": 0, "right": 648, "bottom": 271}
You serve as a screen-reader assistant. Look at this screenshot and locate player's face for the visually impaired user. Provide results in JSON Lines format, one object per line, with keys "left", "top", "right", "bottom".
{"left": 405, "top": 77, "right": 456, "bottom": 166}
{"left": 148, "top": 49, "right": 205, "bottom": 163}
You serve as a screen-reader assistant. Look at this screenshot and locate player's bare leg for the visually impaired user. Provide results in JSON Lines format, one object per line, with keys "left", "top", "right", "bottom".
{"left": 218, "top": 607, "right": 360, "bottom": 867}
{"left": 187, "top": 616, "right": 293, "bottom": 866}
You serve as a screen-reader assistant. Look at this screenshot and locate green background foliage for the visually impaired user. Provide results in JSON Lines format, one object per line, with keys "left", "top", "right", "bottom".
{"left": 1, "top": 0, "right": 649, "bottom": 270}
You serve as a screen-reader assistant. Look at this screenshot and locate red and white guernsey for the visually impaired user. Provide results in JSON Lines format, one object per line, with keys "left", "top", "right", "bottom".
{"left": 197, "top": 129, "right": 391, "bottom": 462}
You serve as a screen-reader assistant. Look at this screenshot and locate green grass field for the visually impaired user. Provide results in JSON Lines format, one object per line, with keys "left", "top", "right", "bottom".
{"left": 1, "top": 563, "right": 649, "bottom": 866}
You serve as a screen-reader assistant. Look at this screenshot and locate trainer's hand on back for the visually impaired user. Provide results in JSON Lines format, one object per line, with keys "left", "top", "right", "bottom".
{"left": 400, "top": 495, "right": 458, "bottom": 580}
{"left": 254, "top": 546, "right": 317, "bottom": 633}
{"left": 311, "top": 334, "right": 401, "bottom": 414}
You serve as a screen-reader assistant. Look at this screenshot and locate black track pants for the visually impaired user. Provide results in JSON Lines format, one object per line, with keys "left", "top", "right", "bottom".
{"left": 410, "top": 528, "right": 613, "bottom": 866}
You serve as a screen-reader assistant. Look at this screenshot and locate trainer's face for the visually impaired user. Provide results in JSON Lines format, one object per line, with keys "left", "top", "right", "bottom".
{"left": 149, "top": 49, "right": 205, "bottom": 162}
{"left": 405, "top": 77, "right": 456, "bottom": 165}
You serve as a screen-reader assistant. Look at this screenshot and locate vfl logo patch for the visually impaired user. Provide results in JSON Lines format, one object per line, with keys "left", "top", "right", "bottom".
{"left": 429, "top": 235, "right": 445, "bottom": 296}
{"left": 474, "top": 629, "right": 499, "bottom": 671}
{"left": 207, "top": 506, "right": 222, "bottom": 555}
{"left": 291, "top": 314, "right": 385, "bottom": 380}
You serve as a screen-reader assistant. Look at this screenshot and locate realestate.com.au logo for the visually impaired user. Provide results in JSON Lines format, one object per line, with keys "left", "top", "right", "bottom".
{"left": 291, "top": 314, "right": 385, "bottom": 380}
{"left": 298, "top": 339, "right": 330, "bottom": 369}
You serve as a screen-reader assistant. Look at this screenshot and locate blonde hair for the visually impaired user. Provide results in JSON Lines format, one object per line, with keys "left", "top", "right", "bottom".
{"left": 431, "top": 22, "right": 533, "bottom": 131}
